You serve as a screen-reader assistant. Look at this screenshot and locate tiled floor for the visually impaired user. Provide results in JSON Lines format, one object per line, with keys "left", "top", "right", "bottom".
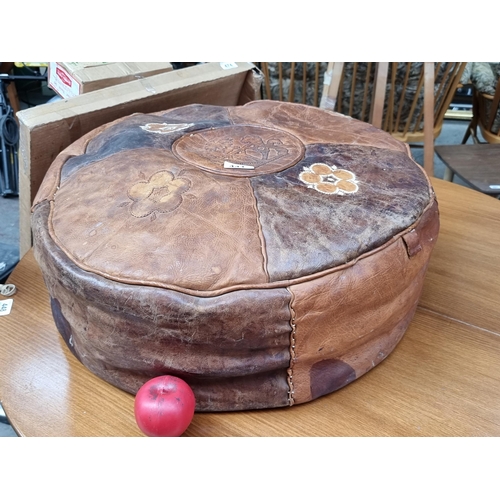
{"left": 0, "top": 195, "right": 19, "bottom": 249}
{"left": 0, "top": 115, "right": 477, "bottom": 437}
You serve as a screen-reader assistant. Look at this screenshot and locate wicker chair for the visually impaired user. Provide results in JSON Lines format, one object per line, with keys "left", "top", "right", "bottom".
{"left": 258, "top": 62, "right": 466, "bottom": 176}
{"left": 462, "top": 77, "right": 500, "bottom": 144}
{"left": 257, "top": 62, "right": 327, "bottom": 107}
{"left": 320, "top": 62, "right": 467, "bottom": 176}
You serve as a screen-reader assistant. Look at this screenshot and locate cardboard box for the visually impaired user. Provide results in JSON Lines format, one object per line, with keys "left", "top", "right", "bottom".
{"left": 17, "top": 62, "right": 263, "bottom": 256}
{"left": 48, "top": 62, "right": 173, "bottom": 99}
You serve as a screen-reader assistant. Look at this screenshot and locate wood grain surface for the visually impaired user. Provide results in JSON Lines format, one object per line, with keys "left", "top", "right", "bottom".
{"left": 435, "top": 144, "right": 500, "bottom": 194}
{"left": 420, "top": 178, "right": 500, "bottom": 332}
{"left": 1, "top": 178, "right": 500, "bottom": 436}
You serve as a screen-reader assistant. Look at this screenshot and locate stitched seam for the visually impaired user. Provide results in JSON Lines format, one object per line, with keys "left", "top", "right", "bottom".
{"left": 287, "top": 287, "right": 297, "bottom": 406}
{"left": 249, "top": 178, "right": 270, "bottom": 282}
{"left": 41, "top": 196, "right": 436, "bottom": 297}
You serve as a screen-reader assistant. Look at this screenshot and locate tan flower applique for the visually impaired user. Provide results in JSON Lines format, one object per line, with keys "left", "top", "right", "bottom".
{"left": 299, "top": 163, "right": 359, "bottom": 195}
{"left": 140, "top": 123, "right": 193, "bottom": 134}
{"left": 127, "top": 170, "right": 191, "bottom": 219}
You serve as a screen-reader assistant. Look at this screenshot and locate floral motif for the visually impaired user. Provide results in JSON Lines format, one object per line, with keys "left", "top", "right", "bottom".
{"left": 140, "top": 123, "right": 193, "bottom": 134}
{"left": 127, "top": 170, "right": 191, "bottom": 218}
{"left": 299, "top": 163, "right": 359, "bottom": 195}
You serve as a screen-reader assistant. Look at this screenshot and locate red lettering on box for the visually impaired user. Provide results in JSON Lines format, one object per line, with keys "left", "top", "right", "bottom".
{"left": 56, "top": 66, "right": 72, "bottom": 87}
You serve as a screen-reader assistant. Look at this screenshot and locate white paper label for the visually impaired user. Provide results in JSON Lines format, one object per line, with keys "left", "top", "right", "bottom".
{"left": 220, "top": 62, "right": 238, "bottom": 70}
{"left": 223, "top": 161, "right": 255, "bottom": 170}
{"left": 0, "top": 299, "right": 13, "bottom": 316}
{"left": 489, "top": 185, "right": 500, "bottom": 189}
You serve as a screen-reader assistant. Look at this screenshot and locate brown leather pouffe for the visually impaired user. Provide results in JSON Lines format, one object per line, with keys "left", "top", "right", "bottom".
{"left": 32, "top": 101, "right": 439, "bottom": 411}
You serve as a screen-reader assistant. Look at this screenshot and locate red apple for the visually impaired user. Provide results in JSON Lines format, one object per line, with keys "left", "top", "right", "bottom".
{"left": 134, "top": 375, "right": 196, "bottom": 437}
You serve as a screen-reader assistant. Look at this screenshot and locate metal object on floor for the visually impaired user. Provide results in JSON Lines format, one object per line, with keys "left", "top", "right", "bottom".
{"left": 0, "top": 72, "right": 46, "bottom": 197}
{"left": 0, "top": 75, "right": 20, "bottom": 197}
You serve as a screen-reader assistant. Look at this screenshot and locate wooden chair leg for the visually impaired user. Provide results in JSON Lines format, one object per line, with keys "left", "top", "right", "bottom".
{"left": 443, "top": 166, "right": 454, "bottom": 182}
{"left": 469, "top": 126, "right": 481, "bottom": 144}
{"left": 462, "top": 122, "right": 473, "bottom": 144}
{"left": 370, "top": 62, "right": 389, "bottom": 129}
{"left": 423, "top": 63, "right": 435, "bottom": 177}
{"left": 464, "top": 90, "right": 481, "bottom": 144}
{"left": 320, "top": 62, "right": 343, "bottom": 111}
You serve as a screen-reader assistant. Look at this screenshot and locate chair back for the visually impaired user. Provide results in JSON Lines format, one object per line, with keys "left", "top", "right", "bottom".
{"left": 258, "top": 63, "right": 327, "bottom": 107}
{"left": 257, "top": 62, "right": 466, "bottom": 176}
{"left": 474, "top": 79, "right": 500, "bottom": 143}
{"left": 320, "top": 62, "right": 466, "bottom": 176}
{"left": 321, "top": 63, "right": 465, "bottom": 135}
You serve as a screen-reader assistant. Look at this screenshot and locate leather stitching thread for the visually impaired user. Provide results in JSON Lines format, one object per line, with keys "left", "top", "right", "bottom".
{"left": 287, "top": 288, "right": 297, "bottom": 406}
{"left": 248, "top": 179, "right": 270, "bottom": 282}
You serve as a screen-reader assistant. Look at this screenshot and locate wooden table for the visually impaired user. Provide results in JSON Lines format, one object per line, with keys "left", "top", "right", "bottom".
{"left": 436, "top": 143, "right": 500, "bottom": 196}
{"left": 2, "top": 178, "right": 500, "bottom": 437}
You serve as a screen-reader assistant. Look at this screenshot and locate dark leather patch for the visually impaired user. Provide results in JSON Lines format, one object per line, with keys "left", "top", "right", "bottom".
{"left": 310, "top": 358, "right": 357, "bottom": 399}
{"left": 61, "top": 108, "right": 232, "bottom": 182}
{"left": 160, "top": 103, "right": 232, "bottom": 124}
{"left": 50, "top": 297, "right": 81, "bottom": 362}
{"left": 251, "top": 143, "right": 431, "bottom": 281}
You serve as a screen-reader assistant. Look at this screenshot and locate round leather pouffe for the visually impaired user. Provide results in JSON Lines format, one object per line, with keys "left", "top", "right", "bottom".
{"left": 32, "top": 101, "right": 439, "bottom": 411}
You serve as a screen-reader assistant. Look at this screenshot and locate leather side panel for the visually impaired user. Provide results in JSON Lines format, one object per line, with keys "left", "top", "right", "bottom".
{"left": 33, "top": 201, "right": 292, "bottom": 411}
{"left": 289, "top": 199, "right": 439, "bottom": 404}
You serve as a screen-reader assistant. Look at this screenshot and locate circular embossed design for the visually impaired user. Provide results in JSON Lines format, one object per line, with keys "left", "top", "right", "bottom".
{"left": 172, "top": 125, "right": 305, "bottom": 177}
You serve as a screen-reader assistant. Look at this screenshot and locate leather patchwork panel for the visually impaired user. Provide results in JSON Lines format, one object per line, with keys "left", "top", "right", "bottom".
{"left": 251, "top": 143, "right": 431, "bottom": 282}
{"left": 289, "top": 200, "right": 439, "bottom": 404}
{"left": 229, "top": 100, "right": 408, "bottom": 152}
{"left": 51, "top": 148, "right": 268, "bottom": 292}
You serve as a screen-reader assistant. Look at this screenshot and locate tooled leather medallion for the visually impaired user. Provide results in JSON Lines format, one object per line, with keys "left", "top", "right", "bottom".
{"left": 172, "top": 125, "right": 305, "bottom": 177}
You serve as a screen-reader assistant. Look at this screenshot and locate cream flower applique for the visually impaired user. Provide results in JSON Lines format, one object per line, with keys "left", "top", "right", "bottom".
{"left": 140, "top": 123, "right": 194, "bottom": 134}
{"left": 299, "top": 163, "right": 359, "bottom": 195}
